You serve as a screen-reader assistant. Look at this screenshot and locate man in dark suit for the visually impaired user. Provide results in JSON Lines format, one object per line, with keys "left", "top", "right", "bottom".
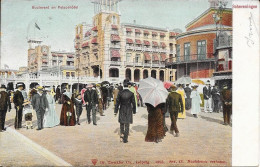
{"left": 221, "top": 83, "right": 232, "bottom": 126}
{"left": 211, "top": 85, "right": 221, "bottom": 113}
{"left": 203, "top": 80, "right": 212, "bottom": 113}
{"left": 184, "top": 84, "right": 192, "bottom": 110}
{"left": 13, "top": 83, "right": 24, "bottom": 129}
{"left": 0, "top": 85, "right": 11, "bottom": 132}
{"left": 166, "top": 85, "right": 183, "bottom": 137}
{"left": 84, "top": 84, "right": 99, "bottom": 125}
{"left": 31, "top": 87, "right": 49, "bottom": 130}
{"left": 114, "top": 79, "right": 136, "bottom": 143}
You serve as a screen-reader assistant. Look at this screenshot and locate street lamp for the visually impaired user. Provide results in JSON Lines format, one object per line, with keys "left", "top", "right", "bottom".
{"left": 76, "top": 54, "right": 80, "bottom": 93}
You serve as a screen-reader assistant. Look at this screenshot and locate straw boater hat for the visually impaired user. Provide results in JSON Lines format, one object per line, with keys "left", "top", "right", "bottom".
{"left": 87, "top": 84, "right": 93, "bottom": 88}
{"left": 170, "top": 85, "right": 177, "bottom": 91}
{"left": 191, "top": 83, "right": 199, "bottom": 88}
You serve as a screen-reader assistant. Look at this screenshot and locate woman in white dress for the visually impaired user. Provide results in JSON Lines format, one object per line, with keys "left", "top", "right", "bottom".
{"left": 43, "top": 88, "right": 60, "bottom": 128}
{"left": 190, "top": 84, "right": 202, "bottom": 118}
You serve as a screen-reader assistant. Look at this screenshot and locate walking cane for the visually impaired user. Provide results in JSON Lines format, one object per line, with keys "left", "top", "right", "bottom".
{"left": 16, "top": 106, "right": 19, "bottom": 129}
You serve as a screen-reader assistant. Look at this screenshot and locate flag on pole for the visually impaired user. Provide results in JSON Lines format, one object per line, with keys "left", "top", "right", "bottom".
{"left": 35, "top": 23, "right": 41, "bottom": 30}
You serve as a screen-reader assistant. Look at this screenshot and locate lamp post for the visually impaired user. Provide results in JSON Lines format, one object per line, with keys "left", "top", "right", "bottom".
{"left": 76, "top": 54, "right": 80, "bottom": 93}
{"left": 212, "top": 0, "right": 227, "bottom": 72}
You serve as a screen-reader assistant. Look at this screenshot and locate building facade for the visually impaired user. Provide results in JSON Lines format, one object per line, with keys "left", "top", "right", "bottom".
{"left": 166, "top": 6, "right": 232, "bottom": 81}
{"left": 27, "top": 41, "right": 76, "bottom": 78}
{"left": 74, "top": 0, "right": 178, "bottom": 83}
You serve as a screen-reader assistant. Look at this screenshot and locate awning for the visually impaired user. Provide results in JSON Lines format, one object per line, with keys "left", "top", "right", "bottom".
{"left": 111, "top": 50, "right": 120, "bottom": 58}
{"left": 111, "top": 35, "right": 120, "bottom": 41}
{"left": 52, "top": 54, "right": 57, "bottom": 57}
{"left": 91, "top": 38, "right": 98, "bottom": 44}
{"left": 213, "top": 75, "right": 232, "bottom": 80}
{"left": 43, "top": 53, "right": 47, "bottom": 56}
{"left": 111, "top": 25, "right": 118, "bottom": 29}
{"left": 92, "top": 26, "right": 98, "bottom": 31}
{"left": 169, "top": 32, "right": 176, "bottom": 37}
{"left": 135, "top": 39, "right": 142, "bottom": 44}
{"left": 126, "top": 28, "right": 132, "bottom": 32}
{"left": 58, "top": 54, "right": 63, "bottom": 57}
{"left": 144, "top": 52, "right": 151, "bottom": 60}
{"left": 144, "top": 30, "right": 149, "bottom": 34}
{"left": 126, "top": 38, "right": 133, "bottom": 44}
{"left": 152, "top": 41, "right": 158, "bottom": 46}
{"left": 42, "top": 60, "right": 48, "bottom": 63}
{"left": 135, "top": 29, "right": 141, "bottom": 33}
{"left": 85, "top": 31, "right": 91, "bottom": 37}
{"left": 67, "top": 55, "right": 74, "bottom": 58}
{"left": 152, "top": 53, "right": 159, "bottom": 61}
{"left": 144, "top": 40, "right": 150, "bottom": 46}
{"left": 82, "top": 42, "right": 89, "bottom": 48}
{"left": 74, "top": 45, "right": 79, "bottom": 49}
{"left": 152, "top": 32, "right": 158, "bottom": 36}
{"left": 160, "top": 33, "right": 165, "bottom": 36}
{"left": 160, "top": 42, "right": 166, "bottom": 48}
{"left": 160, "top": 54, "right": 166, "bottom": 61}
{"left": 76, "top": 34, "right": 80, "bottom": 39}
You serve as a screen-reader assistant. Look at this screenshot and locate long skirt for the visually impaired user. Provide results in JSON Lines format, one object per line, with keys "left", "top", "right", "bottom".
{"left": 145, "top": 108, "right": 165, "bottom": 142}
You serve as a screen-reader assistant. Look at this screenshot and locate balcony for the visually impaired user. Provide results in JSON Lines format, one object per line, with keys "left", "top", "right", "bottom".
{"left": 67, "top": 58, "right": 74, "bottom": 62}
{"left": 125, "top": 62, "right": 134, "bottom": 66}
{"left": 42, "top": 55, "right": 48, "bottom": 59}
{"left": 126, "top": 45, "right": 134, "bottom": 50}
{"left": 110, "top": 44, "right": 121, "bottom": 49}
{"left": 159, "top": 48, "right": 167, "bottom": 53}
{"left": 165, "top": 53, "right": 216, "bottom": 66}
{"left": 135, "top": 46, "right": 142, "bottom": 51}
{"left": 109, "top": 61, "right": 122, "bottom": 66}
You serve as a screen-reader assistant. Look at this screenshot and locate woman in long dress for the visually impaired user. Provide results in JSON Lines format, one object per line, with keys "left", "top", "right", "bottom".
{"left": 60, "top": 91, "right": 76, "bottom": 126}
{"left": 145, "top": 103, "right": 165, "bottom": 143}
{"left": 43, "top": 88, "right": 60, "bottom": 128}
{"left": 190, "top": 85, "right": 202, "bottom": 118}
{"left": 177, "top": 84, "right": 186, "bottom": 119}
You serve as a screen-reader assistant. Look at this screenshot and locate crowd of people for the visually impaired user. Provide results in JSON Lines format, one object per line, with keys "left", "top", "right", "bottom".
{"left": 0, "top": 78, "right": 232, "bottom": 144}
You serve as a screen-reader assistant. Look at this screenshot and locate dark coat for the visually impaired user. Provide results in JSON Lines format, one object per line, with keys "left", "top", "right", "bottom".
{"left": 166, "top": 91, "right": 184, "bottom": 114}
{"left": 0, "top": 91, "right": 11, "bottom": 111}
{"left": 13, "top": 90, "right": 24, "bottom": 108}
{"left": 221, "top": 89, "right": 232, "bottom": 103}
{"left": 114, "top": 89, "right": 136, "bottom": 124}
{"left": 118, "top": 85, "right": 123, "bottom": 92}
{"left": 84, "top": 89, "right": 98, "bottom": 105}
{"left": 203, "top": 86, "right": 211, "bottom": 100}
{"left": 74, "top": 98, "right": 83, "bottom": 112}
{"left": 60, "top": 95, "right": 76, "bottom": 126}
{"left": 101, "top": 87, "right": 108, "bottom": 101}
{"left": 184, "top": 87, "right": 192, "bottom": 99}
{"left": 56, "top": 87, "right": 61, "bottom": 98}
{"left": 211, "top": 87, "right": 221, "bottom": 101}
{"left": 31, "top": 93, "right": 49, "bottom": 111}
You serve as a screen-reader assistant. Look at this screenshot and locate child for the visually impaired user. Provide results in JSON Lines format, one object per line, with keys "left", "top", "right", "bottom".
{"left": 23, "top": 100, "right": 33, "bottom": 129}
{"left": 74, "top": 94, "right": 83, "bottom": 125}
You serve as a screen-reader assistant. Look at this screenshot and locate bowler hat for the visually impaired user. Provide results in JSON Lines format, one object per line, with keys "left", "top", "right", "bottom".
{"left": 0, "top": 84, "right": 6, "bottom": 89}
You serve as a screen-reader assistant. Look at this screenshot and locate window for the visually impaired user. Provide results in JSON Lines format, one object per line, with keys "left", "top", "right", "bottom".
{"left": 113, "top": 16, "right": 117, "bottom": 24}
{"left": 184, "top": 43, "right": 190, "bottom": 61}
{"left": 135, "top": 33, "right": 140, "bottom": 38}
{"left": 126, "top": 53, "right": 132, "bottom": 62}
{"left": 197, "top": 40, "right": 206, "bottom": 60}
{"left": 176, "top": 44, "right": 180, "bottom": 62}
{"left": 135, "top": 54, "right": 140, "bottom": 63}
{"left": 66, "top": 72, "right": 70, "bottom": 77}
{"left": 144, "top": 34, "right": 149, "bottom": 39}
{"left": 126, "top": 32, "right": 131, "bottom": 36}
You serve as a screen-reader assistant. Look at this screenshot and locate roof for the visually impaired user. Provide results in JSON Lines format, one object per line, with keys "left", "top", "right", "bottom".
{"left": 121, "top": 23, "right": 168, "bottom": 32}
{"left": 185, "top": 7, "right": 232, "bottom": 29}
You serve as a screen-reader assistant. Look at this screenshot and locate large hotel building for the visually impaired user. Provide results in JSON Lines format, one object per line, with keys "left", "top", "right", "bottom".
{"left": 74, "top": 0, "right": 178, "bottom": 83}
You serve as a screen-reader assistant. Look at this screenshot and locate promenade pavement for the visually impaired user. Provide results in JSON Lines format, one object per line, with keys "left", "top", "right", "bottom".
{"left": 2, "top": 102, "right": 231, "bottom": 166}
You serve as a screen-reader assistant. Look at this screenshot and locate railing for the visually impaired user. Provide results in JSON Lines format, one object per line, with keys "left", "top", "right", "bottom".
{"left": 166, "top": 53, "right": 215, "bottom": 65}
{"left": 159, "top": 49, "right": 167, "bottom": 53}
{"left": 126, "top": 46, "right": 134, "bottom": 50}
{"left": 42, "top": 56, "right": 48, "bottom": 59}
{"left": 110, "top": 45, "right": 121, "bottom": 49}
{"left": 109, "top": 61, "right": 122, "bottom": 66}
{"left": 66, "top": 58, "right": 74, "bottom": 62}
{"left": 135, "top": 46, "right": 142, "bottom": 50}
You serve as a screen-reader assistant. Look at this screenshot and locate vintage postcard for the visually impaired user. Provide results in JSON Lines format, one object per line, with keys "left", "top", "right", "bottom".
{"left": 0, "top": 0, "right": 259, "bottom": 166}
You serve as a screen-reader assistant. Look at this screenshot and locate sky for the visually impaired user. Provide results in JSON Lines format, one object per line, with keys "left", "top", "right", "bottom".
{"left": 1, "top": 0, "right": 232, "bottom": 70}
